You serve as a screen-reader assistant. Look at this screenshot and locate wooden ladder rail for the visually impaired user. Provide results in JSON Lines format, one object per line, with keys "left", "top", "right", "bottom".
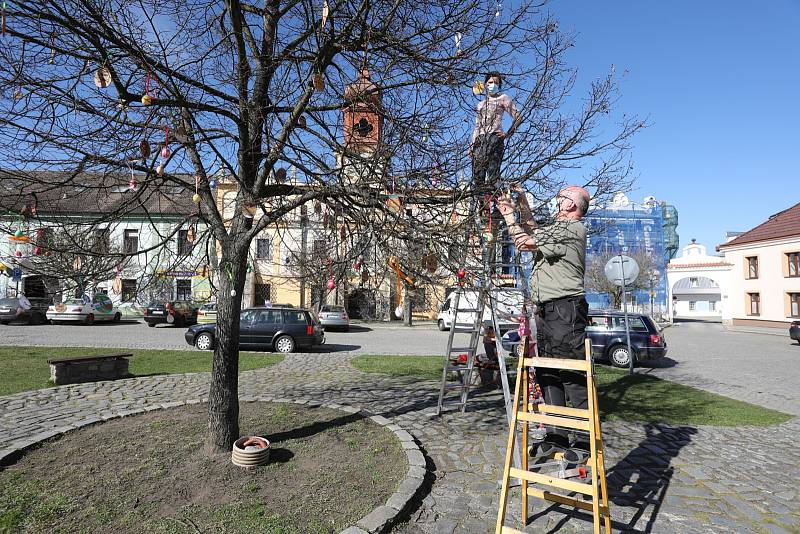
{"left": 495, "top": 338, "right": 612, "bottom": 534}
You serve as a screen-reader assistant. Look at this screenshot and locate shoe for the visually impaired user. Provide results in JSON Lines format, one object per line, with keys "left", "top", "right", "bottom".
{"left": 564, "top": 442, "right": 590, "bottom": 465}
{"left": 529, "top": 438, "right": 568, "bottom": 459}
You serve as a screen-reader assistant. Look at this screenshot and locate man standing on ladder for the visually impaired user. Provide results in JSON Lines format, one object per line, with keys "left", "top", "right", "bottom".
{"left": 497, "top": 185, "right": 591, "bottom": 462}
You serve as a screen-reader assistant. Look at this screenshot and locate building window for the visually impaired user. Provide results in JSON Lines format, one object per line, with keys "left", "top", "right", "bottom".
{"left": 788, "top": 252, "right": 800, "bottom": 277}
{"left": 690, "top": 277, "right": 699, "bottom": 288}
{"left": 123, "top": 229, "right": 139, "bottom": 254}
{"left": 689, "top": 301, "right": 696, "bottom": 311}
{"left": 121, "top": 279, "right": 137, "bottom": 302}
{"left": 256, "top": 238, "right": 272, "bottom": 259}
{"left": 177, "top": 230, "right": 192, "bottom": 256}
{"left": 746, "top": 256, "right": 758, "bottom": 279}
{"left": 790, "top": 293, "right": 800, "bottom": 317}
{"left": 709, "top": 301, "right": 716, "bottom": 312}
{"left": 748, "top": 293, "right": 760, "bottom": 316}
{"left": 255, "top": 283, "right": 272, "bottom": 305}
{"left": 176, "top": 279, "right": 192, "bottom": 301}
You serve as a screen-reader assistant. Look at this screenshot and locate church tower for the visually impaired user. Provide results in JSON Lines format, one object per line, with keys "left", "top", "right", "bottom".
{"left": 338, "top": 68, "right": 386, "bottom": 187}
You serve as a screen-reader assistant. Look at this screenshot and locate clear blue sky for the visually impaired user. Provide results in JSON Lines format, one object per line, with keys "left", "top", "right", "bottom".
{"left": 548, "top": 0, "right": 800, "bottom": 254}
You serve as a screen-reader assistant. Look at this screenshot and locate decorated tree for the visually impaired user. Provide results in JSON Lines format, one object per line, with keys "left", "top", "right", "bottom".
{"left": 584, "top": 249, "right": 660, "bottom": 309}
{"left": 0, "top": 0, "right": 642, "bottom": 451}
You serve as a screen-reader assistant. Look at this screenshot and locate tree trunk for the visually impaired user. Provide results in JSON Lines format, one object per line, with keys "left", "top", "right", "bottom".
{"left": 403, "top": 285, "right": 413, "bottom": 326}
{"left": 206, "top": 244, "right": 248, "bottom": 452}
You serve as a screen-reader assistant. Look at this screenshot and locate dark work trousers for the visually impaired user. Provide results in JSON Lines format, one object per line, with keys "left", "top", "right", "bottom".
{"left": 471, "top": 133, "right": 505, "bottom": 192}
{"left": 536, "top": 295, "right": 589, "bottom": 444}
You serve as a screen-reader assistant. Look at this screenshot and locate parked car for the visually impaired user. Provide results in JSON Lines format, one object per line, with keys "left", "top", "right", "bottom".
{"left": 790, "top": 320, "right": 800, "bottom": 344}
{"left": 0, "top": 296, "right": 50, "bottom": 325}
{"left": 437, "top": 287, "right": 524, "bottom": 333}
{"left": 144, "top": 300, "right": 199, "bottom": 327}
{"left": 47, "top": 294, "right": 121, "bottom": 325}
{"left": 501, "top": 310, "right": 667, "bottom": 368}
{"left": 318, "top": 304, "right": 349, "bottom": 331}
{"left": 197, "top": 302, "right": 217, "bottom": 325}
{"left": 185, "top": 306, "right": 325, "bottom": 353}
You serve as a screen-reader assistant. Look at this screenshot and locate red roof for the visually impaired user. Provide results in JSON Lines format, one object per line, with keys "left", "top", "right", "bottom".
{"left": 719, "top": 201, "right": 800, "bottom": 248}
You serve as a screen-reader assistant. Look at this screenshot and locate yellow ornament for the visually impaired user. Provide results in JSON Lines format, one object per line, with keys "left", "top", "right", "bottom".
{"left": 472, "top": 80, "right": 485, "bottom": 96}
{"left": 156, "top": 163, "right": 164, "bottom": 176}
{"left": 141, "top": 94, "right": 152, "bottom": 106}
{"left": 192, "top": 193, "right": 201, "bottom": 204}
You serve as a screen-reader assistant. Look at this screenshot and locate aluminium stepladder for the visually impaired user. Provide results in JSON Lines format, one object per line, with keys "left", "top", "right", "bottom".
{"left": 495, "top": 338, "right": 612, "bottom": 534}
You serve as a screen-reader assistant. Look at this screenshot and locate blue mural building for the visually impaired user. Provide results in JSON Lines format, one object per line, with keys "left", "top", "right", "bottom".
{"left": 583, "top": 193, "right": 679, "bottom": 311}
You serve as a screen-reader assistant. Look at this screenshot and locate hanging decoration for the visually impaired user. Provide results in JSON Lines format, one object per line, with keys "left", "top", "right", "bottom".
{"left": 93, "top": 65, "right": 112, "bottom": 89}
{"left": 274, "top": 167, "right": 286, "bottom": 183}
{"left": 494, "top": 0, "right": 502, "bottom": 18}
{"left": 1, "top": 0, "right": 6, "bottom": 36}
{"left": 141, "top": 72, "right": 155, "bottom": 105}
{"left": 457, "top": 268, "right": 466, "bottom": 287}
{"left": 112, "top": 277, "right": 122, "bottom": 294}
{"left": 354, "top": 254, "right": 364, "bottom": 271}
{"left": 472, "top": 80, "right": 485, "bottom": 96}
{"left": 160, "top": 125, "right": 171, "bottom": 158}
{"left": 192, "top": 175, "right": 201, "bottom": 204}
{"left": 312, "top": 73, "right": 325, "bottom": 91}
{"left": 139, "top": 139, "right": 151, "bottom": 159}
{"left": 127, "top": 161, "right": 138, "bottom": 191}
{"left": 13, "top": 86, "right": 23, "bottom": 100}
{"left": 421, "top": 123, "right": 430, "bottom": 143}
{"left": 325, "top": 258, "right": 335, "bottom": 290}
{"left": 320, "top": 0, "right": 330, "bottom": 30}
{"left": 454, "top": 32, "right": 462, "bottom": 56}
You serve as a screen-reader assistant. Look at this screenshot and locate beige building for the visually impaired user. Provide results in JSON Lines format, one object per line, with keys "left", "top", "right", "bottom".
{"left": 717, "top": 202, "right": 800, "bottom": 328}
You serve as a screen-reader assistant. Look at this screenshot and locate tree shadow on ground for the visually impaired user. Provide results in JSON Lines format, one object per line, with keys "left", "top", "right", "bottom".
{"left": 257, "top": 411, "right": 364, "bottom": 444}
{"left": 635, "top": 356, "right": 678, "bottom": 369}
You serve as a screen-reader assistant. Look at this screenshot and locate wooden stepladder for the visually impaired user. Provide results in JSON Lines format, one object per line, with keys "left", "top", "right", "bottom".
{"left": 495, "top": 338, "right": 611, "bottom": 534}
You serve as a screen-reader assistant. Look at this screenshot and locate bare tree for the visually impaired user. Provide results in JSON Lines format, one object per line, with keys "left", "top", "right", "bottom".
{"left": 584, "top": 249, "right": 659, "bottom": 309}
{"left": 0, "top": 0, "right": 643, "bottom": 452}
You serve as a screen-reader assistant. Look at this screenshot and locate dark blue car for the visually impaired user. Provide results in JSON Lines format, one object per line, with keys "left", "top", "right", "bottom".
{"left": 502, "top": 310, "right": 667, "bottom": 368}
{"left": 185, "top": 306, "right": 325, "bottom": 354}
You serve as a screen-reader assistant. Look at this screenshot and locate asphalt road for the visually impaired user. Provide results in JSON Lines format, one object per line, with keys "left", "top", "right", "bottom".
{"left": 2, "top": 318, "right": 797, "bottom": 415}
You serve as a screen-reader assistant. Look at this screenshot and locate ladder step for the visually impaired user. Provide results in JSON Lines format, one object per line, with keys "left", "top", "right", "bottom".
{"left": 522, "top": 357, "right": 590, "bottom": 372}
{"left": 517, "top": 411, "right": 591, "bottom": 432}
{"left": 452, "top": 327, "right": 476, "bottom": 332}
{"left": 525, "top": 488, "right": 609, "bottom": 515}
{"left": 454, "top": 308, "right": 482, "bottom": 313}
{"left": 509, "top": 467, "right": 596, "bottom": 496}
{"left": 531, "top": 403, "right": 590, "bottom": 419}
{"left": 449, "top": 347, "right": 476, "bottom": 353}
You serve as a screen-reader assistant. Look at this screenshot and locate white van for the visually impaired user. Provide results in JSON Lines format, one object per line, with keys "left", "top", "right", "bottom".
{"left": 436, "top": 287, "right": 525, "bottom": 333}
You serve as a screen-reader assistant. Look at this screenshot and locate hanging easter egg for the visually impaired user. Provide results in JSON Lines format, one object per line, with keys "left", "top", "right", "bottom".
{"left": 13, "top": 87, "right": 23, "bottom": 101}
{"left": 128, "top": 178, "right": 138, "bottom": 190}
{"left": 354, "top": 261, "right": 362, "bottom": 271}
{"left": 14, "top": 229, "right": 24, "bottom": 238}
{"left": 112, "top": 277, "right": 122, "bottom": 294}
{"left": 326, "top": 278, "right": 336, "bottom": 290}
{"left": 313, "top": 73, "right": 324, "bottom": 91}
{"left": 230, "top": 289, "right": 237, "bottom": 297}
{"left": 192, "top": 193, "right": 201, "bottom": 204}
{"left": 472, "top": 80, "right": 485, "bottom": 96}
{"left": 457, "top": 268, "right": 466, "bottom": 279}
{"left": 160, "top": 146, "right": 171, "bottom": 159}
{"left": 275, "top": 167, "right": 287, "bottom": 183}
{"left": 93, "top": 67, "right": 112, "bottom": 89}
{"left": 14, "top": 248, "right": 23, "bottom": 258}
{"left": 395, "top": 305, "right": 403, "bottom": 318}
{"left": 156, "top": 163, "right": 164, "bottom": 176}
{"left": 34, "top": 246, "right": 42, "bottom": 255}
{"left": 140, "top": 140, "right": 151, "bottom": 159}
{"left": 141, "top": 94, "right": 152, "bottom": 106}
{"left": 209, "top": 179, "right": 218, "bottom": 189}
{"left": 484, "top": 231, "right": 494, "bottom": 243}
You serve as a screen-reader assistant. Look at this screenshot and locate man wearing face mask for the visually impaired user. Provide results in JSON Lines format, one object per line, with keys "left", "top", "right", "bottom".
{"left": 469, "top": 72, "right": 522, "bottom": 190}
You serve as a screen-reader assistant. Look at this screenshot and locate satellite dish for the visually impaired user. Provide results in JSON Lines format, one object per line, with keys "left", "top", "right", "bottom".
{"left": 604, "top": 255, "right": 640, "bottom": 287}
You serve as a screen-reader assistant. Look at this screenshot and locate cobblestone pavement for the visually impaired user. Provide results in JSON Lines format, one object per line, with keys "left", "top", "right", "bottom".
{"left": 1, "top": 353, "right": 798, "bottom": 533}
{"left": 647, "top": 321, "right": 800, "bottom": 416}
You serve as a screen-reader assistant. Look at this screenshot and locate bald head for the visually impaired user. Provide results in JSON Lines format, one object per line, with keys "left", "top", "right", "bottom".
{"left": 557, "top": 186, "right": 591, "bottom": 219}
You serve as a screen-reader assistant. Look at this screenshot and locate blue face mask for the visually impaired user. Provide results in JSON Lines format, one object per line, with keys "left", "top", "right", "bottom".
{"left": 486, "top": 82, "right": 499, "bottom": 95}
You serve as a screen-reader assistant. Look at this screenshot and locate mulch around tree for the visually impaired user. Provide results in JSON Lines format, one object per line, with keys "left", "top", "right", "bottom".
{"left": 0, "top": 402, "right": 407, "bottom": 533}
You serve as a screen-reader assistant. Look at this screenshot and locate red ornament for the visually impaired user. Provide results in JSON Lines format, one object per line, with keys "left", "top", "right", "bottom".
{"left": 34, "top": 246, "right": 42, "bottom": 255}
{"left": 457, "top": 268, "right": 466, "bottom": 279}
{"left": 326, "top": 278, "right": 336, "bottom": 290}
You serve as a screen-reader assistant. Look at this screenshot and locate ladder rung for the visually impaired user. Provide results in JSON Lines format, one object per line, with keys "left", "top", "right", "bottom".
{"left": 449, "top": 347, "right": 476, "bottom": 353}
{"left": 452, "top": 326, "right": 476, "bottom": 332}
{"left": 509, "top": 467, "right": 596, "bottom": 496}
{"left": 522, "top": 357, "right": 590, "bottom": 372}
{"left": 454, "top": 308, "right": 482, "bottom": 312}
{"left": 525, "top": 488, "right": 609, "bottom": 515}
{"left": 517, "top": 411, "right": 590, "bottom": 431}
{"left": 531, "top": 403, "right": 590, "bottom": 419}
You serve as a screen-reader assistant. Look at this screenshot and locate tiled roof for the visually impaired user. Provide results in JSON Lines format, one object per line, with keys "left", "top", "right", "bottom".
{"left": 0, "top": 170, "right": 197, "bottom": 217}
{"left": 718, "top": 201, "right": 800, "bottom": 248}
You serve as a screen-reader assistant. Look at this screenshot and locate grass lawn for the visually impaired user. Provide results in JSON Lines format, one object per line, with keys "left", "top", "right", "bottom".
{"left": 0, "top": 347, "right": 283, "bottom": 397}
{"left": 350, "top": 355, "right": 793, "bottom": 427}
